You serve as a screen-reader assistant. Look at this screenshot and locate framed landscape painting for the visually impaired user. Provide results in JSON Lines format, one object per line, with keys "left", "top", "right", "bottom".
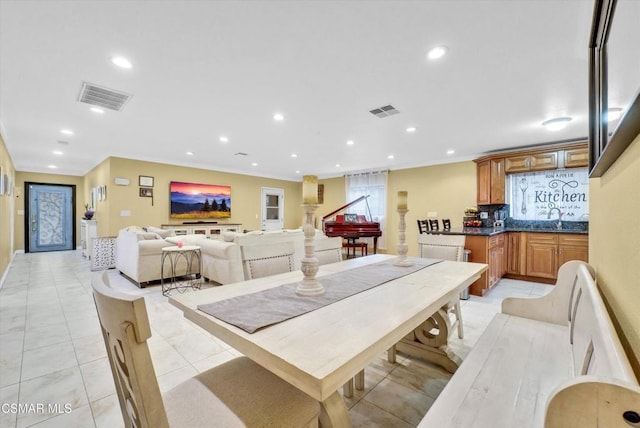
{"left": 170, "top": 181, "right": 231, "bottom": 219}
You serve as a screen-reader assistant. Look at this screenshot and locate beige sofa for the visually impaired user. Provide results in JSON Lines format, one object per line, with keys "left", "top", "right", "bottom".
{"left": 115, "top": 226, "right": 343, "bottom": 287}
{"left": 200, "top": 229, "right": 343, "bottom": 284}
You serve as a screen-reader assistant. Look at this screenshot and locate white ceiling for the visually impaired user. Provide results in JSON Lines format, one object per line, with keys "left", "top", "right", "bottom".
{"left": 1, "top": 1, "right": 638, "bottom": 181}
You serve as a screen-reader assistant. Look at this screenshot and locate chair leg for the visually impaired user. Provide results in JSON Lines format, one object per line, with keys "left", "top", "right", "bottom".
{"left": 455, "top": 301, "right": 464, "bottom": 339}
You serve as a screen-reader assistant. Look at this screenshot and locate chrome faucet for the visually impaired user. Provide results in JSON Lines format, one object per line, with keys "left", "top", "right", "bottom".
{"left": 547, "top": 207, "right": 562, "bottom": 230}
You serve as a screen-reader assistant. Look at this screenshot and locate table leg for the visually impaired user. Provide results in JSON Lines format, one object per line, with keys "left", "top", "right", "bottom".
{"left": 319, "top": 391, "right": 352, "bottom": 428}
{"left": 393, "top": 308, "right": 462, "bottom": 373}
{"left": 354, "top": 370, "right": 364, "bottom": 390}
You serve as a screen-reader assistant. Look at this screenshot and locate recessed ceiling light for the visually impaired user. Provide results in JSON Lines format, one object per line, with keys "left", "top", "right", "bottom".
{"left": 111, "top": 56, "right": 133, "bottom": 69}
{"left": 335, "top": 163, "right": 341, "bottom": 168}
{"left": 186, "top": 151, "right": 194, "bottom": 156}
{"left": 291, "top": 153, "right": 298, "bottom": 158}
{"left": 48, "top": 165, "right": 57, "bottom": 169}
{"left": 606, "top": 107, "right": 623, "bottom": 122}
{"left": 52, "top": 150, "right": 64, "bottom": 155}
{"left": 295, "top": 170, "right": 301, "bottom": 174}
{"left": 90, "top": 107, "right": 105, "bottom": 114}
{"left": 541, "top": 116, "right": 572, "bottom": 131}
{"left": 219, "top": 136, "right": 229, "bottom": 143}
{"left": 251, "top": 162, "right": 258, "bottom": 166}
{"left": 273, "top": 113, "right": 284, "bottom": 121}
{"left": 406, "top": 126, "right": 416, "bottom": 133}
{"left": 60, "top": 129, "right": 73, "bottom": 135}
{"left": 427, "top": 46, "right": 448, "bottom": 60}
{"left": 346, "top": 140, "right": 355, "bottom": 146}
{"left": 447, "top": 149, "right": 455, "bottom": 155}
{"left": 387, "top": 155, "right": 395, "bottom": 159}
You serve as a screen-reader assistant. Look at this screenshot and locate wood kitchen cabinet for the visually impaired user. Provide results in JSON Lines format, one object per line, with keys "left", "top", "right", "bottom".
{"left": 505, "top": 152, "right": 558, "bottom": 173}
{"left": 466, "top": 234, "right": 506, "bottom": 296}
{"left": 558, "top": 234, "right": 589, "bottom": 266}
{"left": 507, "top": 232, "right": 589, "bottom": 282}
{"left": 563, "top": 147, "right": 589, "bottom": 168}
{"left": 525, "top": 233, "right": 559, "bottom": 279}
{"left": 476, "top": 158, "right": 505, "bottom": 205}
{"left": 506, "top": 232, "right": 524, "bottom": 275}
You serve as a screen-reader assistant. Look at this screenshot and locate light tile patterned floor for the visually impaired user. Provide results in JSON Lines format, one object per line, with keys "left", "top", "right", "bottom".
{"left": 0, "top": 251, "right": 551, "bottom": 427}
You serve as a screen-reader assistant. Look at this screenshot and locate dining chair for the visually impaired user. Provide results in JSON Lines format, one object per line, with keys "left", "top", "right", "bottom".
{"left": 385, "top": 233, "right": 468, "bottom": 367}
{"left": 416, "top": 233, "right": 466, "bottom": 339}
{"left": 91, "top": 272, "right": 319, "bottom": 428}
{"left": 428, "top": 218, "right": 440, "bottom": 230}
{"left": 417, "top": 219, "right": 429, "bottom": 234}
{"left": 241, "top": 241, "right": 296, "bottom": 280}
{"left": 314, "top": 236, "right": 344, "bottom": 265}
{"left": 442, "top": 218, "right": 451, "bottom": 230}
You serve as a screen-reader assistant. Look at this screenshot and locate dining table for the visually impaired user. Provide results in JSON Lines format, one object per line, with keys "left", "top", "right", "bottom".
{"left": 169, "top": 254, "right": 487, "bottom": 427}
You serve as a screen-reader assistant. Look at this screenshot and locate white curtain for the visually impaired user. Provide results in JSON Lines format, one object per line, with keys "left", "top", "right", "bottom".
{"left": 345, "top": 170, "right": 388, "bottom": 249}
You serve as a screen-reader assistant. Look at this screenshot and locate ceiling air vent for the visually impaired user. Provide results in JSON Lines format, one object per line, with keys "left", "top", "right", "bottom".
{"left": 234, "top": 152, "right": 248, "bottom": 156}
{"left": 369, "top": 104, "right": 400, "bottom": 118}
{"left": 77, "top": 82, "right": 132, "bottom": 111}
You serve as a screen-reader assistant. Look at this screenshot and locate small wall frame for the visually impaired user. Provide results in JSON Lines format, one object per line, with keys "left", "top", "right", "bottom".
{"left": 139, "top": 187, "right": 153, "bottom": 197}
{"left": 139, "top": 175, "right": 154, "bottom": 187}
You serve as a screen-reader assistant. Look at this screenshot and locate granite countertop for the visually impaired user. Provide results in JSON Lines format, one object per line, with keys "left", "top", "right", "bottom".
{"left": 429, "top": 227, "right": 589, "bottom": 236}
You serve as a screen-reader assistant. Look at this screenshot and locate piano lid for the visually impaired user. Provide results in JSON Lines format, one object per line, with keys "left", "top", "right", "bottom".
{"left": 322, "top": 195, "right": 371, "bottom": 221}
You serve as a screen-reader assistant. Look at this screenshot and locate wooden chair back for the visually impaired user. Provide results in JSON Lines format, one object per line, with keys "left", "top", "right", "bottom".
{"left": 442, "top": 219, "right": 451, "bottom": 230}
{"left": 92, "top": 272, "right": 170, "bottom": 428}
{"left": 417, "top": 219, "right": 429, "bottom": 234}
{"left": 428, "top": 219, "right": 440, "bottom": 230}
{"left": 241, "top": 241, "right": 295, "bottom": 279}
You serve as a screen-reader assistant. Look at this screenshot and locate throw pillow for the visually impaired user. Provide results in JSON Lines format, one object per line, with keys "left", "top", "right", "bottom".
{"left": 147, "top": 226, "right": 175, "bottom": 239}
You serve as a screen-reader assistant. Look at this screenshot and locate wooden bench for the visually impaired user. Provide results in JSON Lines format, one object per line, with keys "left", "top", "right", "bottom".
{"left": 418, "top": 260, "right": 640, "bottom": 428}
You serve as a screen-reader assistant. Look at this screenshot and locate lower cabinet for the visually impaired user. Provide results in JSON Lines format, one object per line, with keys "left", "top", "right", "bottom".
{"left": 466, "top": 234, "right": 505, "bottom": 296}
{"left": 470, "top": 231, "right": 589, "bottom": 295}
{"left": 525, "top": 233, "right": 559, "bottom": 279}
{"left": 558, "top": 234, "right": 589, "bottom": 266}
{"left": 507, "top": 232, "right": 588, "bottom": 282}
{"left": 161, "top": 223, "right": 243, "bottom": 239}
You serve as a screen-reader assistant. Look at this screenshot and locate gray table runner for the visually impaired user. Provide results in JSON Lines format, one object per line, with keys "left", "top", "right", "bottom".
{"left": 198, "top": 257, "right": 442, "bottom": 333}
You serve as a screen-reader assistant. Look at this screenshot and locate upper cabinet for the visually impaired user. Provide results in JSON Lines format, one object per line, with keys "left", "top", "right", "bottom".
{"left": 476, "top": 158, "right": 505, "bottom": 205}
{"left": 475, "top": 142, "right": 588, "bottom": 205}
{"left": 504, "top": 152, "right": 558, "bottom": 173}
{"left": 563, "top": 147, "right": 589, "bottom": 168}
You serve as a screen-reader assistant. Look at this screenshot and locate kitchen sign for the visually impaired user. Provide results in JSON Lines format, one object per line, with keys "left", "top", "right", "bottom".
{"left": 509, "top": 168, "right": 589, "bottom": 221}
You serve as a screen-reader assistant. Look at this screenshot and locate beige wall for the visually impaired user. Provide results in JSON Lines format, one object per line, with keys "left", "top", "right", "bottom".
{"left": 387, "top": 162, "right": 477, "bottom": 256}
{"left": 0, "top": 134, "right": 16, "bottom": 279}
{"left": 13, "top": 172, "right": 85, "bottom": 251}
{"left": 589, "top": 133, "right": 640, "bottom": 377}
{"left": 92, "top": 157, "right": 304, "bottom": 237}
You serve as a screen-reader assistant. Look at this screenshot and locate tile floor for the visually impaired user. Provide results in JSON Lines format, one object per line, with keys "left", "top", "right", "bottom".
{"left": 0, "top": 250, "right": 552, "bottom": 427}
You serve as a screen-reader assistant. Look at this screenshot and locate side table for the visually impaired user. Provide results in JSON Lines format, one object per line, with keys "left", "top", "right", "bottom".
{"left": 160, "top": 245, "right": 202, "bottom": 296}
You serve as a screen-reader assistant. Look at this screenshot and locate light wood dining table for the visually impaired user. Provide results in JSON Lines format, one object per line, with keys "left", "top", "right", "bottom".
{"left": 169, "top": 254, "right": 487, "bottom": 427}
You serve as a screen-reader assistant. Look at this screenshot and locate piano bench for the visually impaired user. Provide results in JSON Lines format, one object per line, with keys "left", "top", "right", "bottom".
{"left": 343, "top": 241, "right": 368, "bottom": 258}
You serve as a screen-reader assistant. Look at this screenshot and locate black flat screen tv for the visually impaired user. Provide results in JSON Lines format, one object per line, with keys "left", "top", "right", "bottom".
{"left": 169, "top": 181, "right": 231, "bottom": 219}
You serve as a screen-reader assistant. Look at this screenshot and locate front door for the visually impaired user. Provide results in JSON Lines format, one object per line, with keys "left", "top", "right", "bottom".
{"left": 26, "top": 183, "right": 75, "bottom": 252}
{"left": 261, "top": 187, "right": 284, "bottom": 231}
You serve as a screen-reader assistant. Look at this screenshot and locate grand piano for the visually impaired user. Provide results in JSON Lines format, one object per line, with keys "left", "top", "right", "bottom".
{"left": 322, "top": 195, "right": 382, "bottom": 254}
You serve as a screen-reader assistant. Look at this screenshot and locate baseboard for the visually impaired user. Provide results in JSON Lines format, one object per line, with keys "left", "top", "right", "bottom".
{"left": 0, "top": 250, "right": 21, "bottom": 290}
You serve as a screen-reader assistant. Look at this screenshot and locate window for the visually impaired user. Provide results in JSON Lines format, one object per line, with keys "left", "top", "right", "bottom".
{"left": 508, "top": 168, "right": 589, "bottom": 221}
{"left": 345, "top": 171, "right": 388, "bottom": 249}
